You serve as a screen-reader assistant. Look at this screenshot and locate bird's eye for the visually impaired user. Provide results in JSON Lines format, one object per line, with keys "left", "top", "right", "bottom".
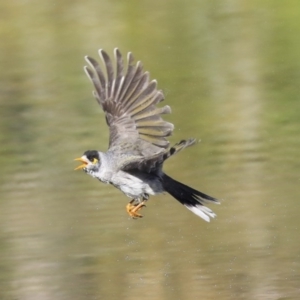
{"left": 92, "top": 158, "right": 98, "bottom": 164}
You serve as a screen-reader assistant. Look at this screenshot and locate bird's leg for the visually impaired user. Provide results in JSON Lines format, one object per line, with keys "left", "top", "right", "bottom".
{"left": 126, "top": 199, "right": 146, "bottom": 219}
{"left": 126, "top": 195, "right": 148, "bottom": 219}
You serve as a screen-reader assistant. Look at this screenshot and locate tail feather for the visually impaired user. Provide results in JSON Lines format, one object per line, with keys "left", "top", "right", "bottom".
{"left": 162, "top": 173, "right": 219, "bottom": 222}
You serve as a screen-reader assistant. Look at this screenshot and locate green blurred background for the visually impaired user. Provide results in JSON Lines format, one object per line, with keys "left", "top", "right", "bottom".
{"left": 1, "top": 0, "right": 300, "bottom": 299}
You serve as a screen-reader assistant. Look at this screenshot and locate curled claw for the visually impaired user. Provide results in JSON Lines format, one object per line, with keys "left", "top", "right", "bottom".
{"left": 126, "top": 199, "right": 147, "bottom": 219}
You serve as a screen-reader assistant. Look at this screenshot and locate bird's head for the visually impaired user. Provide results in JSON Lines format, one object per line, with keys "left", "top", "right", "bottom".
{"left": 74, "top": 150, "right": 101, "bottom": 175}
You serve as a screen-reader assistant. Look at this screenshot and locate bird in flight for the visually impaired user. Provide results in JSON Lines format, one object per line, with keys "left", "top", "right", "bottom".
{"left": 74, "top": 49, "right": 219, "bottom": 221}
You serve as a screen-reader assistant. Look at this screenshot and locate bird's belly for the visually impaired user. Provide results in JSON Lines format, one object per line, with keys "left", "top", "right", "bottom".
{"left": 111, "top": 171, "right": 163, "bottom": 199}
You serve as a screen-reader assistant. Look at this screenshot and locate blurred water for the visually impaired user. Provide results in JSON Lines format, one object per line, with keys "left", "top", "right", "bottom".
{"left": 1, "top": 1, "right": 300, "bottom": 299}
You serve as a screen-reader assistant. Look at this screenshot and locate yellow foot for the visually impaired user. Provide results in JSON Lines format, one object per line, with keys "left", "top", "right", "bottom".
{"left": 126, "top": 199, "right": 147, "bottom": 219}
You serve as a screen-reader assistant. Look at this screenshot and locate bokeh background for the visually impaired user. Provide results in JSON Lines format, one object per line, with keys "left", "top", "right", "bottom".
{"left": 1, "top": 1, "right": 300, "bottom": 299}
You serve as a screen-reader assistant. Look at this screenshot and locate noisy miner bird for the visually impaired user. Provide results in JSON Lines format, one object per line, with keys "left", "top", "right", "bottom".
{"left": 75, "top": 49, "right": 219, "bottom": 221}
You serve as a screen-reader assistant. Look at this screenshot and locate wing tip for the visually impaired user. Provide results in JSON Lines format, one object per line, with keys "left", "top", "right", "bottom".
{"left": 83, "top": 65, "right": 91, "bottom": 78}
{"left": 84, "top": 55, "right": 91, "bottom": 64}
{"left": 127, "top": 52, "right": 134, "bottom": 65}
{"left": 98, "top": 48, "right": 109, "bottom": 63}
{"left": 114, "top": 48, "right": 121, "bottom": 59}
{"left": 162, "top": 105, "right": 172, "bottom": 114}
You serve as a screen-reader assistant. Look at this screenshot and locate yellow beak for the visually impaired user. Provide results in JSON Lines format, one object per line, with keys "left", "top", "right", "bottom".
{"left": 74, "top": 157, "right": 88, "bottom": 170}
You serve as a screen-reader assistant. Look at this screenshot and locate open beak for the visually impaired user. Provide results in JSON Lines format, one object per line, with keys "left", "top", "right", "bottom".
{"left": 74, "top": 157, "right": 88, "bottom": 170}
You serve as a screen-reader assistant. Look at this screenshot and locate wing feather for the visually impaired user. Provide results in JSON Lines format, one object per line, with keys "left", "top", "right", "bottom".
{"left": 113, "top": 49, "right": 124, "bottom": 96}
{"left": 84, "top": 48, "right": 174, "bottom": 159}
{"left": 99, "top": 50, "right": 114, "bottom": 99}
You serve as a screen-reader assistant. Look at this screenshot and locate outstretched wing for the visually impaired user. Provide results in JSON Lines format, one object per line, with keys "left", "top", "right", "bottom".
{"left": 84, "top": 49, "right": 174, "bottom": 158}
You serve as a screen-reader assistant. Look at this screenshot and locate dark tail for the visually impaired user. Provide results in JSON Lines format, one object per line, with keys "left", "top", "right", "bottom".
{"left": 162, "top": 173, "right": 219, "bottom": 222}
